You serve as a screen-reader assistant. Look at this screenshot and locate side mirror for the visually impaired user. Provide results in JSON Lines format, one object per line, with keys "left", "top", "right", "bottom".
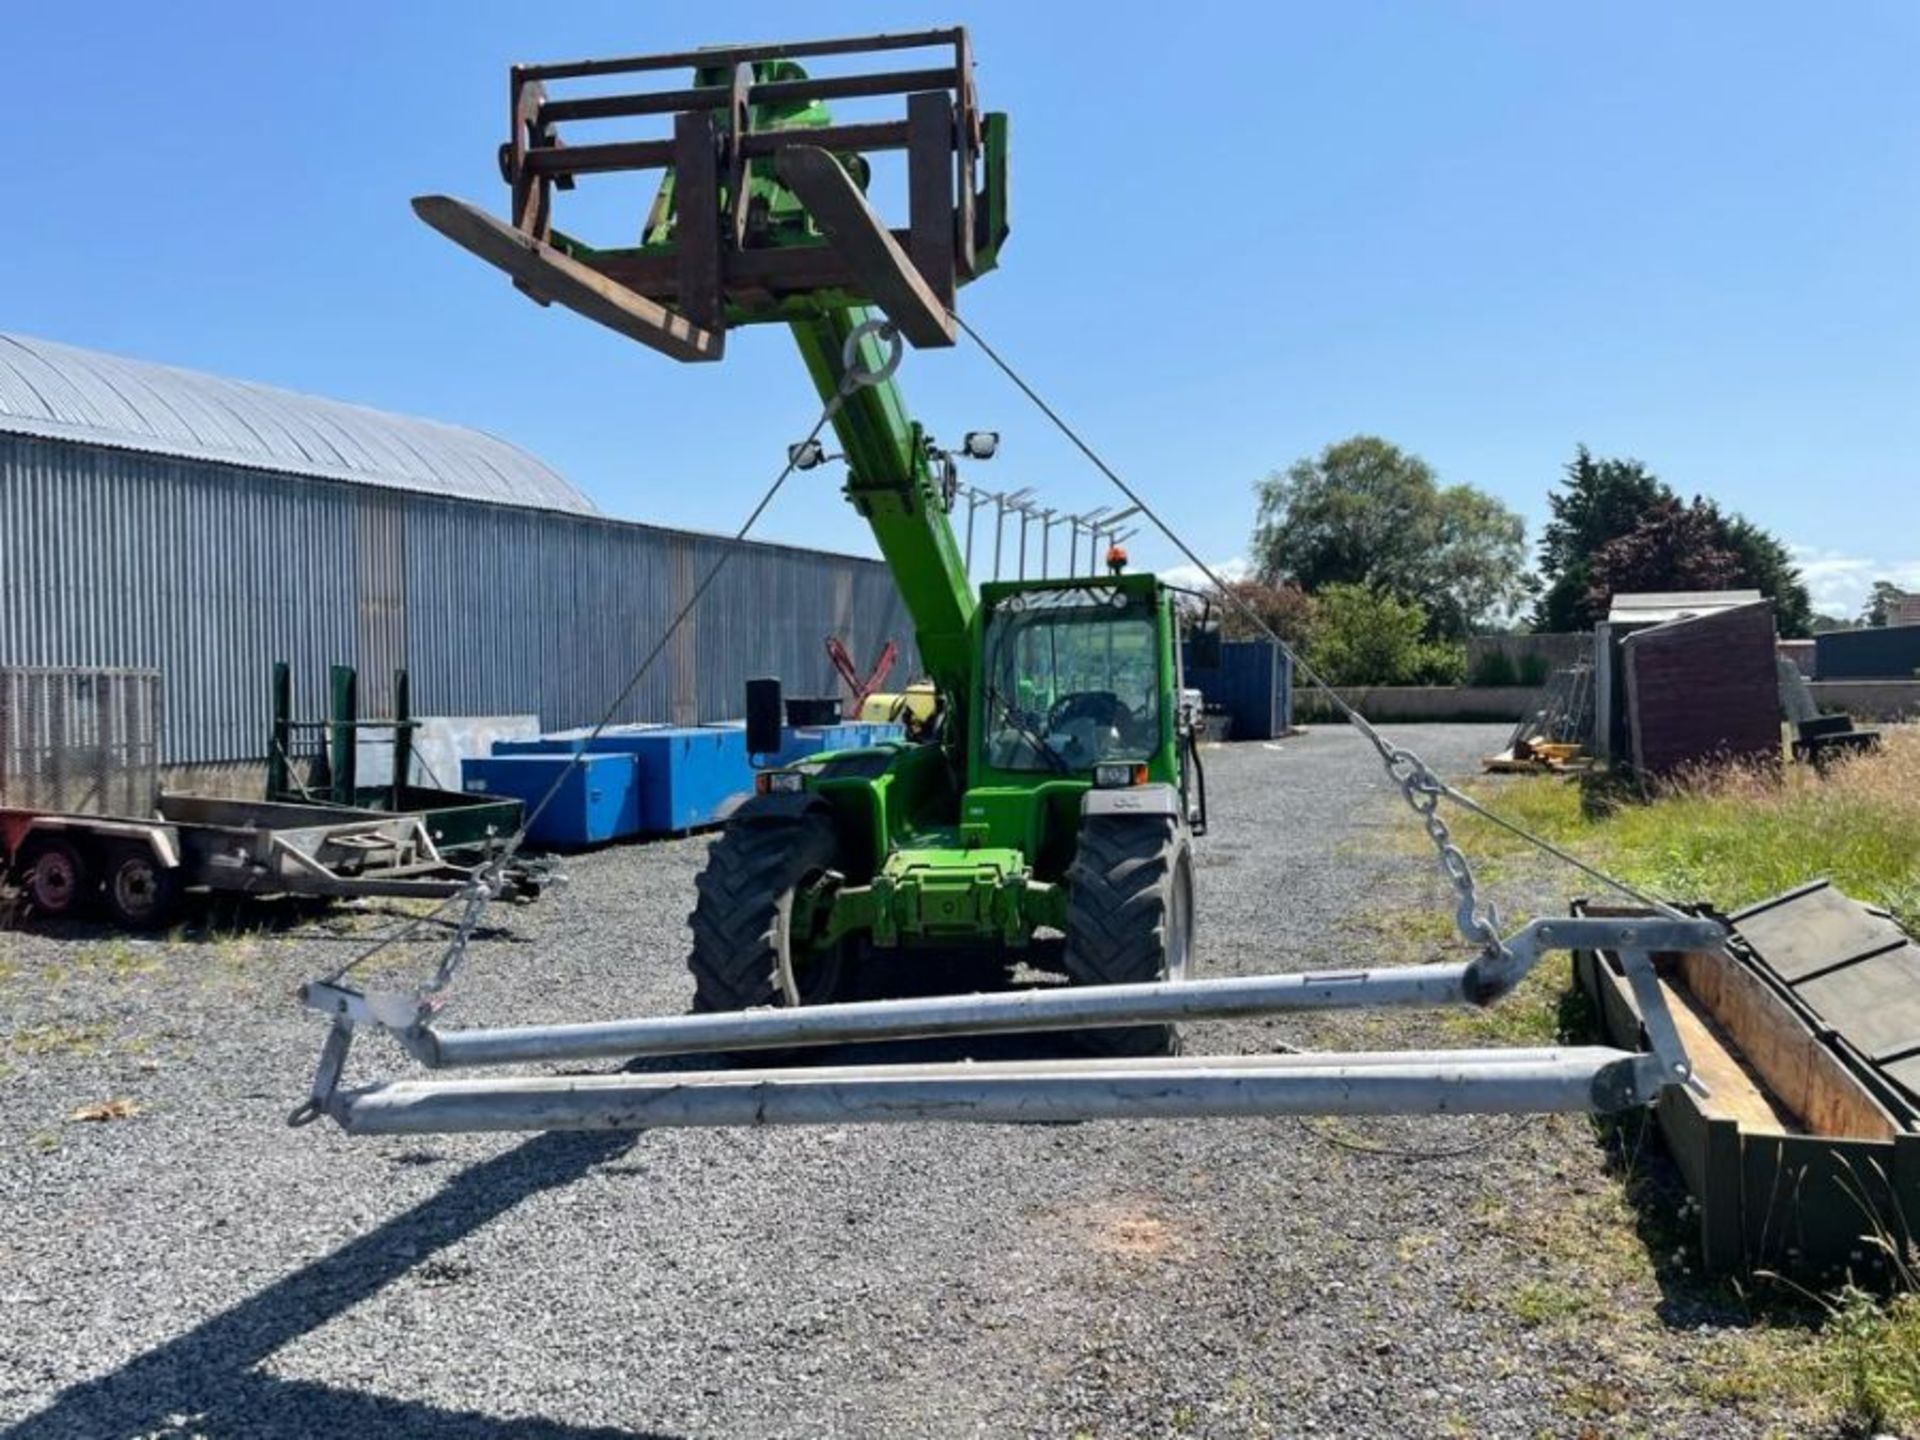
{"left": 745, "top": 677, "right": 784, "bottom": 760}
{"left": 1188, "top": 626, "right": 1222, "bottom": 670}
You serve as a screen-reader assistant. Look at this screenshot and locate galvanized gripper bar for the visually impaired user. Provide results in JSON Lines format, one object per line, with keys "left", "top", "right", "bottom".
{"left": 295, "top": 915, "right": 1724, "bottom": 1135}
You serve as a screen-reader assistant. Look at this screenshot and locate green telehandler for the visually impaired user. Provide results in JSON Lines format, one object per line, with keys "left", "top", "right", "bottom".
{"left": 414, "top": 28, "right": 1204, "bottom": 1050}
{"left": 287, "top": 26, "right": 1727, "bottom": 1141}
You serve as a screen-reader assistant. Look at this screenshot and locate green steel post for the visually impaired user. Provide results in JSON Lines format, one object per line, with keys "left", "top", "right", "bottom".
{"left": 391, "top": 669, "right": 412, "bottom": 811}
{"left": 268, "top": 661, "right": 291, "bottom": 800}
{"left": 328, "top": 665, "right": 356, "bottom": 807}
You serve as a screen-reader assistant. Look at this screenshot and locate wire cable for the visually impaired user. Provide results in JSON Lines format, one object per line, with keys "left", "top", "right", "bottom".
{"left": 321, "top": 381, "right": 855, "bottom": 989}
{"left": 949, "top": 311, "right": 1687, "bottom": 922}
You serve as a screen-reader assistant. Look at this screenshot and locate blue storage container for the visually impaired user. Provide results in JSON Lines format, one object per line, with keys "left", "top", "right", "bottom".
{"left": 702, "top": 720, "right": 905, "bottom": 764}
{"left": 1815, "top": 624, "right": 1920, "bottom": 680}
{"left": 625, "top": 726, "right": 753, "bottom": 833}
{"left": 1181, "top": 640, "right": 1292, "bottom": 740}
{"left": 461, "top": 752, "right": 642, "bottom": 847}
{"left": 491, "top": 722, "right": 668, "bottom": 756}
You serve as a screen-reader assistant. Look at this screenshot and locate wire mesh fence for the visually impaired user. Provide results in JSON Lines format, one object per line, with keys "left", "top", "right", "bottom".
{"left": 0, "top": 667, "right": 162, "bottom": 816}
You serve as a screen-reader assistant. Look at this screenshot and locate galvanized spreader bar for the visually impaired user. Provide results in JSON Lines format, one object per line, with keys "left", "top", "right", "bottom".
{"left": 331, "top": 1049, "right": 1649, "bottom": 1136}
{"left": 294, "top": 915, "right": 1725, "bottom": 1134}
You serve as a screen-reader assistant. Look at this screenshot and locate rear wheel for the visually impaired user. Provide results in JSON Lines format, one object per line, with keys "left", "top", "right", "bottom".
{"left": 101, "top": 843, "right": 179, "bottom": 930}
{"left": 687, "top": 812, "right": 858, "bottom": 1015}
{"left": 20, "top": 838, "right": 88, "bottom": 919}
{"left": 1063, "top": 814, "right": 1195, "bottom": 1056}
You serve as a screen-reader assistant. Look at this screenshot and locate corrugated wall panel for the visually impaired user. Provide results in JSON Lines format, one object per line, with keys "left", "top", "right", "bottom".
{"left": 0, "top": 434, "right": 916, "bottom": 763}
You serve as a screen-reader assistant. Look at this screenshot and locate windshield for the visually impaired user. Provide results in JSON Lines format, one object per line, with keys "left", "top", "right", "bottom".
{"left": 980, "top": 587, "right": 1162, "bottom": 773}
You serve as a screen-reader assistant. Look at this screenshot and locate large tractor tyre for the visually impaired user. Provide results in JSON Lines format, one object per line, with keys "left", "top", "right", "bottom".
{"left": 101, "top": 843, "right": 180, "bottom": 931}
{"left": 19, "top": 837, "right": 89, "bottom": 920}
{"left": 1062, "top": 814, "right": 1196, "bottom": 1057}
{"left": 687, "top": 812, "right": 858, "bottom": 1017}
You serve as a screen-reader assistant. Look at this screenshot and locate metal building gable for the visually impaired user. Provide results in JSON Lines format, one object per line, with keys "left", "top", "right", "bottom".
{"left": 0, "top": 332, "right": 598, "bottom": 515}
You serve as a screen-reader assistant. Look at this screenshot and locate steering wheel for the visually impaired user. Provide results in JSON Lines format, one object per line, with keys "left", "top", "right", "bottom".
{"left": 1047, "top": 690, "right": 1131, "bottom": 734}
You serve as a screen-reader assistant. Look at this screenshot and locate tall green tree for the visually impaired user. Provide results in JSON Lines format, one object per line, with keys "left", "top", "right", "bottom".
{"left": 1303, "top": 584, "right": 1464, "bottom": 686}
{"left": 1533, "top": 447, "right": 1667, "bottom": 631}
{"left": 1533, "top": 446, "right": 1813, "bottom": 636}
{"left": 1719, "top": 511, "right": 1813, "bottom": 637}
{"left": 1583, "top": 497, "right": 1743, "bottom": 614}
{"left": 1864, "top": 580, "right": 1908, "bottom": 627}
{"left": 1252, "top": 436, "right": 1530, "bottom": 640}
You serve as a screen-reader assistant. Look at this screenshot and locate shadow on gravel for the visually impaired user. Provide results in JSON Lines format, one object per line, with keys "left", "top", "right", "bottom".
{"left": 4, "top": 1131, "right": 680, "bottom": 1440}
{"left": 2, "top": 892, "right": 533, "bottom": 948}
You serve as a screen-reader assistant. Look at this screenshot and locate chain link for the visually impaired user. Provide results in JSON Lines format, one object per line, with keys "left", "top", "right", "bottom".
{"left": 1383, "top": 745, "right": 1506, "bottom": 957}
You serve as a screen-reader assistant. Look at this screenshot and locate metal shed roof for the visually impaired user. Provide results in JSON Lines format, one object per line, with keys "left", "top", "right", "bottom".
{"left": 0, "top": 332, "right": 597, "bottom": 514}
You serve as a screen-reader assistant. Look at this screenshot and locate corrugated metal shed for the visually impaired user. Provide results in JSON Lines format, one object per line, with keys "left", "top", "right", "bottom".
{"left": 0, "top": 431, "right": 914, "bottom": 765}
{"left": 0, "top": 336, "right": 917, "bottom": 768}
{"left": 0, "top": 332, "right": 596, "bottom": 514}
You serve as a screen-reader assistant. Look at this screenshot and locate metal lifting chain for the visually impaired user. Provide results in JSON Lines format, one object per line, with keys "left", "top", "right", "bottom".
{"left": 1385, "top": 745, "right": 1504, "bottom": 951}
{"left": 318, "top": 345, "right": 884, "bottom": 1007}
{"left": 946, "top": 311, "right": 1687, "bottom": 946}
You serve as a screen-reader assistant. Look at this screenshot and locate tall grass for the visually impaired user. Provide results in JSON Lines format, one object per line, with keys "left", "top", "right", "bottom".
{"left": 1458, "top": 727, "right": 1920, "bottom": 930}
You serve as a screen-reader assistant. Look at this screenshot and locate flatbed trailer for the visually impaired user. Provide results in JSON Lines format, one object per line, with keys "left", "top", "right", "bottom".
{"left": 1, "top": 793, "right": 521, "bottom": 930}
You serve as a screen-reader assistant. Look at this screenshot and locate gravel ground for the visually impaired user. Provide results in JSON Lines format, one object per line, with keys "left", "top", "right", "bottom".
{"left": 0, "top": 724, "right": 1822, "bottom": 1438}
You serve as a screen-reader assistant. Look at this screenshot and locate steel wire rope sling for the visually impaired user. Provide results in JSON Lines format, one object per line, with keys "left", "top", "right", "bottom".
{"left": 287, "top": 336, "right": 886, "bottom": 1125}
{"left": 946, "top": 312, "right": 1693, "bottom": 954}
{"left": 941, "top": 312, "right": 1728, "bottom": 1148}
{"left": 291, "top": 321, "right": 1722, "bottom": 1138}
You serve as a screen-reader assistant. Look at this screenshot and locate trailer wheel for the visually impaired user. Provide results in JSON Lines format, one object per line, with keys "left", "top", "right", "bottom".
{"left": 687, "top": 812, "right": 857, "bottom": 1015}
{"left": 1062, "top": 814, "right": 1195, "bottom": 1056}
{"left": 20, "top": 838, "right": 88, "bottom": 919}
{"left": 101, "top": 843, "right": 179, "bottom": 930}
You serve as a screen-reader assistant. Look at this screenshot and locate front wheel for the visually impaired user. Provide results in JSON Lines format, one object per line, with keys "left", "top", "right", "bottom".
{"left": 1062, "top": 814, "right": 1195, "bottom": 1056}
{"left": 687, "top": 811, "right": 859, "bottom": 1015}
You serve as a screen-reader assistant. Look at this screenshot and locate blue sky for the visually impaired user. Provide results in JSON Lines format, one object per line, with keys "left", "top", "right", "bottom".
{"left": 7, "top": 2, "right": 1915, "bottom": 618}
